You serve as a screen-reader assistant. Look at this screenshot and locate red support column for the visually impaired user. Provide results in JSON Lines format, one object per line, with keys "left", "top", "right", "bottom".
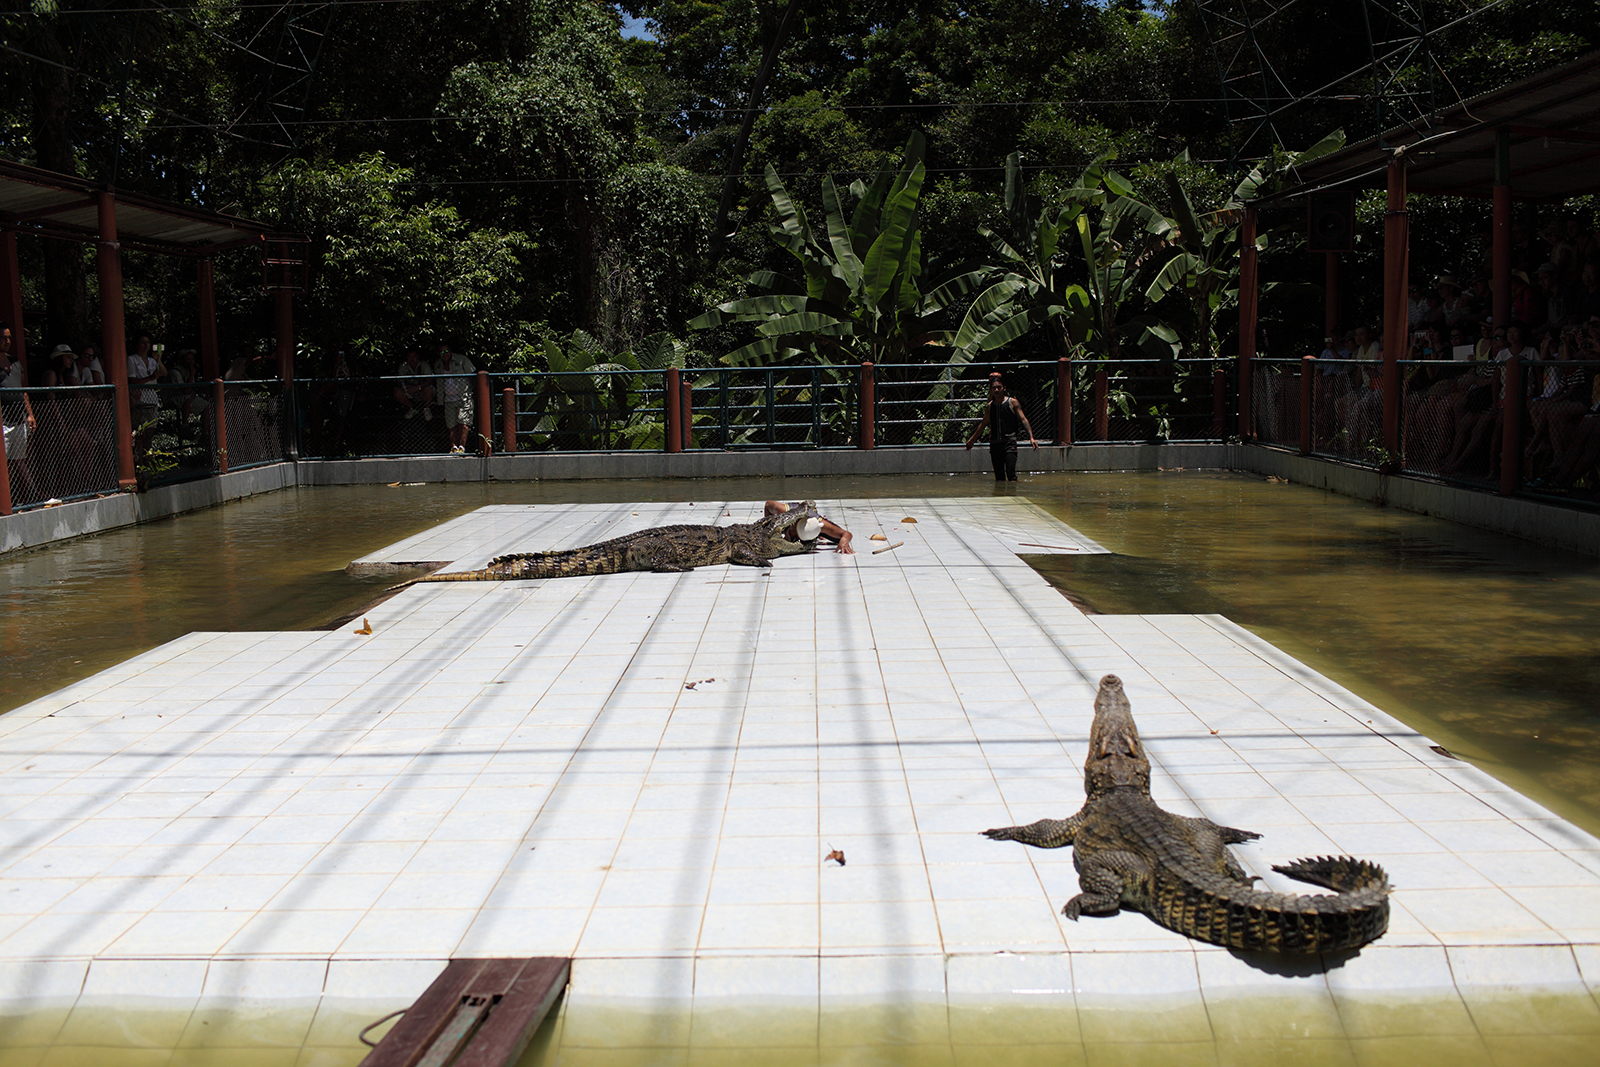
{"left": 476, "top": 370, "right": 492, "bottom": 456}
{"left": 1324, "top": 252, "right": 1340, "bottom": 339}
{"left": 1094, "top": 369, "right": 1109, "bottom": 440}
{"left": 97, "top": 192, "right": 135, "bottom": 489}
{"left": 1380, "top": 154, "right": 1408, "bottom": 463}
{"left": 1055, "top": 357, "right": 1072, "bottom": 445}
{"left": 1300, "top": 355, "right": 1314, "bottom": 454}
{"left": 197, "top": 258, "right": 220, "bottom": 380}
{"left": 1238, "top": 207, "right": 1259, "bottom": 440}
{"left": 858, "top": 361, "right": 875, "bottom": 449}
{"left": 1500, "top": 357, "right": 1521, "bottom": 496}
{"left": 213, "top": 378, "right": 229, "bottom": 474}
{"left": 664, "top": 367, "right": 682, "bottom": 453}
{"left": 1492, "top": 130, "right": 1512, "bottom": 330}
{"left": 501, "top": 387, "right": 517, "bottom": 452}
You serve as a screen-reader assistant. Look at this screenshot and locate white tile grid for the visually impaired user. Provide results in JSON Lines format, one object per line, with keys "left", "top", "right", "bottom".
{"left": 2, "top": 499, "right": 1599, "bottom": 1035}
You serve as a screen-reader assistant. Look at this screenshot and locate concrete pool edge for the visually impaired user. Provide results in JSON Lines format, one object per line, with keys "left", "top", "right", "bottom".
{"left": 5, "top": 444, "right": 1596, "bottom": 559}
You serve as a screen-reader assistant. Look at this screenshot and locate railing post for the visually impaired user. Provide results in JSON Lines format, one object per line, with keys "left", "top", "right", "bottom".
{"left": 1212, "top": 365, "right": 1226, "bottom": 439}
{"left": 664, "top": 367, "right": 682, "bottom": 453}
{"left": 859, "top": 361, "right": 875, "bottom": 449}
{"left": 213, "top": 378, "right": 229, "bottom": 475}
{"left": 1300, "top": 356, "right": 1314, "bottom": 454}
{"left": 1055, "top": 357, "right": 1072, "bottom": 445}
{"left": 765, "top": 368, "right": 775, "bottom": 446}
{"left": 1094, "top": 369, "right": 1109, "bottom": 440}
{"left": 197, "top": 258, "right": 220, "bottom": 380}
{"left": 475, "top": 370, "right": 492, "bottom": 456}
{"left": 501, "top": 387, "right": 517, "bottom": 452}
{"left": 681, "top": 379, "right": 693, "bottom": 450}
{"left": 1499, "top": 357, "right": 1521, "bottom": 496}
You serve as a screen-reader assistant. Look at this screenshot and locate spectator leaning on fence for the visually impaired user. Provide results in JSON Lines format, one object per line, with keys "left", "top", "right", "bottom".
{"left": 394, "top": 347, "right": 434, "bottom": 420}
{"left": 436, "top": 342, "right": 476, "bottom": 454}
{"left": 1, "top": 320, "right": 38, "bottom": 498}
{"left": 127, "top": 333, "right": 165, "bottom": 428}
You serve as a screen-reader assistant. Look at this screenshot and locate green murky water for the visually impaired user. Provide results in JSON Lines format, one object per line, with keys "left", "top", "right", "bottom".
{"left": 3, "top": 470, "right": 1597, "bottom": 833}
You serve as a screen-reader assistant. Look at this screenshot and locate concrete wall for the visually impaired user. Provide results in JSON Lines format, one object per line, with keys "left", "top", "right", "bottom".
{"left": 0, "top": 464, "right": 295, "bottom": 556}
{"left": 4, "top": 443, "right": 1595, "bottom": 557}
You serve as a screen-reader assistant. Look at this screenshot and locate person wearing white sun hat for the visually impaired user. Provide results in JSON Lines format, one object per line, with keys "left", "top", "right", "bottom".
{"left": 764, "top": 499, "right": 854, "bottom": 554}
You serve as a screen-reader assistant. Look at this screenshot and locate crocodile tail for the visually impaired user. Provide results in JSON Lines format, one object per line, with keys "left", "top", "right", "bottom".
{"left": 1156, "top": 857, "right": 1390, "bottom": 953}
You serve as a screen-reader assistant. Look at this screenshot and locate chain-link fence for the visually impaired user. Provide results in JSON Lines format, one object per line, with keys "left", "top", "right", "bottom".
{"left": 3, "top": 384, "right": 119, "bottom": 506}
{"left": 1519, "top": 357, "right": 1600, "bottom": 502}
{"left": 220, "top": 380, "right": 288, "bottom": 470}
{"left": 138, "top": 382, "right": 221, "bottom": 488}
{"left": 1303, "top": 359, "right": 1384, "bottom": 466}
{"left": 1251, "top": 360, "right": 1302, "bottom": 449}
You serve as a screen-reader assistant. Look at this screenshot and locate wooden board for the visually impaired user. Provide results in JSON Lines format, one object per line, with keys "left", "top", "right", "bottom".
{"left": 359, "top": 957, "right": 570, "bottom": 1067}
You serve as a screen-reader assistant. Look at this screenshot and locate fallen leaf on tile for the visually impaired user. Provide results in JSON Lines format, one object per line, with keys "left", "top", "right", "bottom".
{"left": 870, "top": 534, "right": 887, "bottom": 541}
{"left": 684, "top": 677, "right": 716, "bottom": 690}
{"left": 353, "top": 618, "right": 373, "bottom": 635}
{"left": 901, "top": 516, "right": 918, "bottom": 523}
{"left": 825, "top": 849, "right": 846, "bottom": 867}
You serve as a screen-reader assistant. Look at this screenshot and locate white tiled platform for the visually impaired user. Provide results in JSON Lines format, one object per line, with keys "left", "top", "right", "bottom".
{"left": 4, "top": 498, "right": 1600, "bottom": 1061}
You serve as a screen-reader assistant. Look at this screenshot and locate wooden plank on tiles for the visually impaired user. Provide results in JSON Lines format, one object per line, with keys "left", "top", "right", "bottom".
{"left": 359, "top": 958, "right": 483, "bottom": 1067}
{"left": 358, "top": 958, "right": 572, "bottom": 1067}
{"left": 453, "top": 958, "right": 571, "bottom": 1067}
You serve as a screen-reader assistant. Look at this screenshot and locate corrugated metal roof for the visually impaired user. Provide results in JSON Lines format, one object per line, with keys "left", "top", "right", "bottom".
{"left": 0, "top": 159, "right": 277, "bottom": 253}
{"left": 1265, "top": 50, "right": 1600, "bottom": 202}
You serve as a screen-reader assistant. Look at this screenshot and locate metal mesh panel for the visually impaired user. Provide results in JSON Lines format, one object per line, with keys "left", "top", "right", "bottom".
{"left": 221, "top": 382, "right": 286, "bottom": 469}
{"left": 1251, "top": 362, "right": 1301, "bottom": 448}
{"left": 500, "top": 370, "right": 667, "bottom": 453}
{"left": 1308, "top": 359, "right": 1383, "bottom": 465}
{"left": 3, "top": 385, "right": 119, "bottom": 506}
{"left": 1399, "top": 360, "right": 1479, "bottom": 479}
{"left": 298, "top": 375, "right": 455, "bottom": 458}
{"left": 1521, "top": 358, "right": 1600, "bottom": 496}
{"left": 139, "top": 382, "right": 220, "bottom": 488}
{"left": 1070, "top": 360, "right": 1226, "bottom": 443}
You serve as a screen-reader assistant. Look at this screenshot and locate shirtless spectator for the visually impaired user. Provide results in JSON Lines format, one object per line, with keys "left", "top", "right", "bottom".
{"left": 436, "top": 342, "right": 476, "bottom": 453}
{"left": 393, "top": 347, "right": 434, "bottom": 420}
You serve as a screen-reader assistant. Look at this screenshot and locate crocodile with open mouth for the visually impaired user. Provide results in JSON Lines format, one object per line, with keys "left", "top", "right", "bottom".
{"left": 397, "top": 501, "right": 822, "bottom": 585}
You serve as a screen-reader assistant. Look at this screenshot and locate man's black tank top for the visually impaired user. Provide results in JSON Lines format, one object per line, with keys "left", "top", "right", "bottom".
{"left": 989, "top": 395, "right": 1020, "bottom": 446}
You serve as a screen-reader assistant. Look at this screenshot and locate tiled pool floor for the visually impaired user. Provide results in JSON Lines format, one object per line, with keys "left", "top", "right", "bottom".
{"left": 2, "top": 498, "right": 1598, "bottom": 1065}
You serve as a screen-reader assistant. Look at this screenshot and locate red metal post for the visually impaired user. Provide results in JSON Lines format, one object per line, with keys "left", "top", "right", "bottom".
{"left": 274, "top": 290, "right": 294, "bottom": 385}
{"left": 664, "top": 367, "right": 682, "bottom": 453}
{"left": 501, "top": 387, "right": 517, "bottom": 452}
{"left": 1500, "top": 356, "right": 1521, "bottom": 496}
{"left": 858, "top": 361, "right": 875, "bottom": 449}
{"left": 1300, "top": 355, "right": 1314, "bottom": 454}
{"left": 1381, "top": 154, "right": 1408, "bottom": 463}
{"left": 1238, "top": 207, "right": 1258, "bottom": 440}
{"left": 681, "top": 380, "right": 693, "bottom": 450}
{"left": 1212, "top": 366, "right": 1226, "bottom": 438}
{"left": 1055, "top": 356, "right": 1072, "bottom": 445}
{"left": 476, "top": 370, "right": 492, "bottom": 456}
{"left": 1324, "top": 252, "right": 1340, "bottom": 339}
{"left": 97, "top": 191, "right": 135, "bottom": 489}
{"left": 1492, "top": 130, "right": 1512, "bottom": 330}
{"left": 197, "top": 258, "right": 220, "bottom": 380}
{"left": 1093, "top": 369, "right": 1109, "bottom": 440}
{"left": 213, "top": 378, "right": 229, "bottom": 474}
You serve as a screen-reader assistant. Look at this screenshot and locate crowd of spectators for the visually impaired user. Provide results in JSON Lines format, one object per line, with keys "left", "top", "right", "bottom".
{"left": 1309, "top": 213, "right": 1600, "bottom": 494}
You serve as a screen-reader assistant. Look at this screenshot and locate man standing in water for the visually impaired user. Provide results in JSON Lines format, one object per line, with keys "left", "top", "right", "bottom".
{"left": 964, "top": 371, "right": 1038, "bottom": 481}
